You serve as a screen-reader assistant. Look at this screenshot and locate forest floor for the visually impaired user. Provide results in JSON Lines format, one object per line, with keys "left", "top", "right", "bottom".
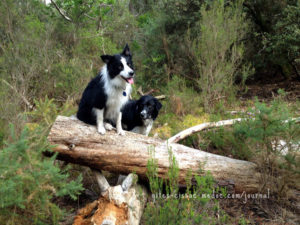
{"left": 56, "top": 77, "right": 300, "bottom": 225}
{"left": 241, "top": 76, "right": 300, "bottom": 101}
{"left": 221, "top": 77, "right": 300, "bottom": 224}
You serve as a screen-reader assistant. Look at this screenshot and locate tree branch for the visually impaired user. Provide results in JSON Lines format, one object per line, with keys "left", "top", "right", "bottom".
{"left": 168, "top": 118, "right": 244, "bottom": 143}
{"left": 1, "top": 79, "right": 34, "bottom": 110}
{"left": 168, "top": 117, "right": 300, "bottom": 144}
{"left": 50, "top": 0, "right": 72, "bottom": 22}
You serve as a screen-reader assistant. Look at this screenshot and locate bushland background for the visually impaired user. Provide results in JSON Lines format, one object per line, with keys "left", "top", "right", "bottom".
{"left": 0, "top": 0, "right": 299, "bottom": 224}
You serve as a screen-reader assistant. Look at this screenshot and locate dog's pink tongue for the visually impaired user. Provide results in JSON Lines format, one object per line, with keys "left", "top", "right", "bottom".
{"left": 127, "top": 77, "right": 134, "bottom": 84}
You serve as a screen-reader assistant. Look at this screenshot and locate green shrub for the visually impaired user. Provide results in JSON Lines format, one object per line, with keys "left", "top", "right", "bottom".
{"left": 143, "top": 146, "right": 228, "bottom": 225}
{"left": 204, "top": 96, "right": 300, "bottom": 196}
{"left": 244, "top": 0, "right": 299, "bottom": 79}
{"left": 0, "top": 126, "right": 83, "bottom": 224}
{"left": 27, "top": 96, "right": 76, "bottom": 129}
{"left": 263, "top": 3, "right": 300, "bottom": 79}
{"left": 164, "top": 75, "right": 202, "bottom": 116}
{"left": 192, "top": 0, "right": 253, "bottom": 110}
{"left": 134, "top": 0, "right": 203, "bottom": 88}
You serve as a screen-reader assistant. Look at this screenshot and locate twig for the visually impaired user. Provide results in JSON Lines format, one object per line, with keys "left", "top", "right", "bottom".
{"left": 1, "top": 79, "right": 34, "bottom": 109}
{"left": 155, "top": 95, "right": 166, "bottom": 100}
{"left": 137, "top": 86, "right": 144, "bottom": 96}
{"left": 144, "top": 89, "right": 155, "bottom": 95}
{"left": 84, "top": 13, "right": 96, "bottom": 20}
{"left": 137, "top": 87, "right": 163, "bottom": 99}
{"left": 50, "top": 0, "right": 72, "bottom": 22}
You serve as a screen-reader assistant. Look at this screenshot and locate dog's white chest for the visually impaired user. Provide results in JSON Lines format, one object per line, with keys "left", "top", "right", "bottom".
{"left": 131, "top": 119, "right": 153, "bottom": 136}
{"left": 104, "top": 86, "right": 130, "bottom": 122}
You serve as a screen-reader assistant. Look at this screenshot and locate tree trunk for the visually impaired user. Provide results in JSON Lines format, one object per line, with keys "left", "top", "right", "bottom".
{"left": 47, "top": 116, "right": 262, "bottom": 193}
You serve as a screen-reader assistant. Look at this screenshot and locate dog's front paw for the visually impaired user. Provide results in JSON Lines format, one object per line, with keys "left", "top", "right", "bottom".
{"left": 97, "top": 126, "right": 106, "bottom": 135}
{"left": 104, "top": 122, "right": 113, "bottom": 131}
{"left": 117, "top": 128, "right": 125, "bottom": 136}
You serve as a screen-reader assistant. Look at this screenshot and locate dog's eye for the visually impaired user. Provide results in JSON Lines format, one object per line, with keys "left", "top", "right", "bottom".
{"left": 119, "top": 65, "right": 123, "bottom": 70}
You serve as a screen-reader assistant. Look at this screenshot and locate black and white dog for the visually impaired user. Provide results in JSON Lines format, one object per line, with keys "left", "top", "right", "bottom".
{"left": 77, "top": 44, "right": 134, "bottom": 135}
{"left": 121, "top": 95, "right": 162, "bottom": 136}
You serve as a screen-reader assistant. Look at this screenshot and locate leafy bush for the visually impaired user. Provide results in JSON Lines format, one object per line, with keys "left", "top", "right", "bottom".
{"left": 143, "top": 147, "right": 228, "bottom": 225}
{"left": 0, "top": 126, "right": 83, "bottom": 224}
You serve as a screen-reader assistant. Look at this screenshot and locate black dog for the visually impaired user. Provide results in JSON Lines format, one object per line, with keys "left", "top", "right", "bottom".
{"left": 121, "top": 95, "right": 162, "bottom": 136}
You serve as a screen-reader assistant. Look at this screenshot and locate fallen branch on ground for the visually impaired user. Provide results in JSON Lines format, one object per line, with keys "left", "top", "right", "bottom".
{"left": 168, "top": 118, "right": 245, "bottom": 143}
{"left": 168, "top": 117, "right": 300, "bottom": 144}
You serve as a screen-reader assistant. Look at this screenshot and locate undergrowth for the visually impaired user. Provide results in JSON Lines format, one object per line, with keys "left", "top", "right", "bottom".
{"left": 203, "top": 94, "right": 300, "bottom": 198}
{"left": 0, "top": 126, "right": 83, "bottom": 224}
{"left": 142, "top": 146, "right": 228, "bottom": 225}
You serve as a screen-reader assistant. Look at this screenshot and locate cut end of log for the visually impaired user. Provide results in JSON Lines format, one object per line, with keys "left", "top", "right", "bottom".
{"left": 73, "top": 198, "right": 128, "bottom": 225}
{"left": 73, "top": 184, "right": 148, "bottom": 225}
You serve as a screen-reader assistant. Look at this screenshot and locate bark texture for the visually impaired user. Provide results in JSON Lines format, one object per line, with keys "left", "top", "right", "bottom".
{"left": 47, "top": 116, "right": 262, "bottom": 193}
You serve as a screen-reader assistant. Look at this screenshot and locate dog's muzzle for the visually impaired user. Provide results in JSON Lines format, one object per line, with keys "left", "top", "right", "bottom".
{"left": 121, "top": 73, "right": 135, "bottom": 84}
{"left": 140, "top": 110, "right": 147, "bottom": 119}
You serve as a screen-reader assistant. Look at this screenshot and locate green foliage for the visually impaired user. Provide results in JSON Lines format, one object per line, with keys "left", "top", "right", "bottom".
{"left": 0, "top": 1, "right": 94, "bottom": 112}
{"left": 192, "top": 0, "right": 253, "bottom": 110}
{"left": 205, "top": 95, "right": 300, "bottom": 196}
{"left": 263, "top": 2, "right": 300, "bottom": 78}
{"left": 146, "top": 146, "right": 164, "bottom": 194}
{"left": 135, "top": 0, "right": 253, "bottom": 111}
{"left": 0, "top": 126, "right": 83, "bottom": 224}
{"left": 164, "top": 75, "right": 202, "bottom": 116}
{"left": 143, "top": 146, "right": 228, "bottom": 225}
{"left": 244, "top": 0, "right": 299, "bottom": 79}
{"left": 0, "top": 0, "right": 299, "bottom": 222}
{"left": 134, "top": 0, "right": 203, "bottom": 87}
{"left": 27, "top": 96, "right": 76, "bottom": 128}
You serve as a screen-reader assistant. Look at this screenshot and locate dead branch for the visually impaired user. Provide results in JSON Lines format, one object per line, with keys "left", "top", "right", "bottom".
{"left": 168, "top": 117, "right": 300, "bottom": 144}
{"left": 168, "top": 118, "right": 244, "bottom": 143}
{"left": 50, "top": 0, "right": 72, "bottom": 22}
{"left": 1, "top": 79, "right": 34, "bottom": 109}
{"left": 137, "top": 86, "right": 144, "bottom": 96}
{"left": 154, "top": 95, "right": 166, "bottom": 100}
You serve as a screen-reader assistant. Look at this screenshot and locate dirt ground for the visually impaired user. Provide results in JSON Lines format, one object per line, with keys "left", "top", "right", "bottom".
{"left": 240, "top": 76, "right": 300, "bottom": 101}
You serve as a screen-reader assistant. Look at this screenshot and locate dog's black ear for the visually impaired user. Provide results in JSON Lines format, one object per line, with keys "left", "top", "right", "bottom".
{"left": 155, "top": 99, "right": 162, "bottom": 111}
{"left": 101, "top": 55, "right": 112, "bottom": 63}
{"left": 121, "top": 44, "right": 131, "bottom": 56}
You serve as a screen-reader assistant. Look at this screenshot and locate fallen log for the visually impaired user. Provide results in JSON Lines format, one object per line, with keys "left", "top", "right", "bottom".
{"left": 47, "top": 116, "right": 262, "bottom": 193}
